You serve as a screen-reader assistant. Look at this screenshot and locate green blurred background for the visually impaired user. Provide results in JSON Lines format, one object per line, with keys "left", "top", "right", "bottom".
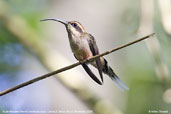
{"left": 0, "top": 0, "right": 171, "bottom": 114}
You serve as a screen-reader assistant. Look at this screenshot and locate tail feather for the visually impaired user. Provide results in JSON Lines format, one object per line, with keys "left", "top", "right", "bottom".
{"left": 111, "top": 75, "right": 129, "bottom": 92}
{"left": 103, "top": 59, "right": 129, "bottom": 92}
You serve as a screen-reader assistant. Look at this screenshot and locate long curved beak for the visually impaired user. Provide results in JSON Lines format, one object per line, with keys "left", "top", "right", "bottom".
{"left": 40, "top": 18, "right": 68, "bottom": 26}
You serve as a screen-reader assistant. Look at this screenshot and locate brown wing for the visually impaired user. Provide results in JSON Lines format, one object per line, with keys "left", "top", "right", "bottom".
{"left": 88, "top": 34, "right": 103, "bottom": 83}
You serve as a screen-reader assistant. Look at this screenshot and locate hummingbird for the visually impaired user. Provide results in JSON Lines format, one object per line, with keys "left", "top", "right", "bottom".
{"left": 40, "top": 18, "right": 129, "bottom": 91}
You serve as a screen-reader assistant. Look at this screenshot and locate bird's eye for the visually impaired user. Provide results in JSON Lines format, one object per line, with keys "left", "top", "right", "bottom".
{"left": 72, "top": 23, "right": 78, "bottom": 27}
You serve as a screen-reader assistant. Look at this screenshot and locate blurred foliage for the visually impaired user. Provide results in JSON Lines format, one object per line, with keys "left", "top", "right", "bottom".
{"left": 0, "top": 24, "right": 22, "bottom": 77}
{"left": 120, "top": 0, "right": 171, "bottom": 114}
{"left": 154, "top": 0, "right": 171, "bottom": 70}
{"left": 119, "top": 0, "right": 141, "bottom": 35}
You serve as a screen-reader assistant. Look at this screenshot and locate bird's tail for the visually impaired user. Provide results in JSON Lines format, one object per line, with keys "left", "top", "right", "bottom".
{"left": 103, "top": 59, "right": 129, "bottom": 92}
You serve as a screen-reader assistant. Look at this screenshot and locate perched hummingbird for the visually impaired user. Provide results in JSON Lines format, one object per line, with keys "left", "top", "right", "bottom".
{"left": 41, "top": 18, "right": 129, "bottom": 91}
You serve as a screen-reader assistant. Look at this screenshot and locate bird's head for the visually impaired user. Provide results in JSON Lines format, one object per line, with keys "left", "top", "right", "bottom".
{"left": 40, "top": 18, "right": 86, "bottom": 37}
